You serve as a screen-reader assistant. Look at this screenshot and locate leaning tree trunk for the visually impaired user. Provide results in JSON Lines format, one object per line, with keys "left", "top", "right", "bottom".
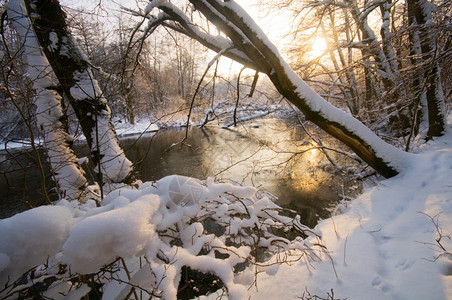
{"left": 23, "top": 0, "right": 133, "bottom": 183}
{"left": 6, "top": 0, "right": 88, "bottom": 201}
{"left": 407, "top": 0, "right": 446, "bottom": 139}
{"left": 143, "top": 0, "right": 410, "bottom": 178}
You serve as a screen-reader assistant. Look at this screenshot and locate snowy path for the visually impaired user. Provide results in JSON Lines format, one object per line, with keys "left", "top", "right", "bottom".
{"left": 249, "top": 128, "right": 452, "bottom": 299}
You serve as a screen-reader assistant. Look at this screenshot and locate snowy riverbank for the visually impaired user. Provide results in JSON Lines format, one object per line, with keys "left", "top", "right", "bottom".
{"left": 244, "top": 117, "right": 452, "bottom": 299}
{"left": 0, "top": 104, "right": 293, "bottom": 152}
{"left": 0, "top": 119, "right": 160, "bottom": 152}
{"left": 0, "top": 114, "right": 451, "bottom": 299}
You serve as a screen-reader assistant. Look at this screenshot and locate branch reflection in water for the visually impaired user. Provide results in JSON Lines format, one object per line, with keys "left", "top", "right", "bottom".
{"left": 123, "top": 117, "right": 362, "bottom": 227}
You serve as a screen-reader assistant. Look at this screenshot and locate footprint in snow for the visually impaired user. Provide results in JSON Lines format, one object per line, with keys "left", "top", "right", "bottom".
{"left": 395, "top": 259, "right": 415, "bottom": 270}
{"left": 371, "top": 276, "right": 392, "bottom": 293}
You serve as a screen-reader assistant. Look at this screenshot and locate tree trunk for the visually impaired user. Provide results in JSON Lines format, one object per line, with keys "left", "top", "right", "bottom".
{"left": 23, "top": 0, "right": 133, "bottom": 182}
{"left": 146, "top": 0, "right": 411, "bottom": 178}
{"left": 346, "top": 0, "right": 395, "bottom": 88}
{"left": 408, "top": 19, "right": 427, "bottom": 139}
{"left": 407, "top": 0, "right": 446, "bottom": 138}
{"left": 6, "top": 0, "right": 88, "bottom": 201}
{"left": 326, "top": 13, "right": 359, "bottom": 117}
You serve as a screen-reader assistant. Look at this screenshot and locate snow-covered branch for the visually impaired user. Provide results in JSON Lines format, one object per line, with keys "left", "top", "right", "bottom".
{"left": 0, "top": 176, "right": 323, "bottom": 299}
{"left": 145, "top": 1, "right": 260, "bottom": 70}
{"left": 222, "top": 110, "right": 276, "bottom": 128}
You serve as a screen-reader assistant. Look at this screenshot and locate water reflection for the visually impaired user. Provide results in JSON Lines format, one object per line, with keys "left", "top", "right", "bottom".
{"left": 122, "top": 118, "right": 361, "bottom": 227}
{"left": 0, "top": 118, "right": 361, "bottom": 225}
{"left": 0, "top": 149, "right": 54, "bottom": 217}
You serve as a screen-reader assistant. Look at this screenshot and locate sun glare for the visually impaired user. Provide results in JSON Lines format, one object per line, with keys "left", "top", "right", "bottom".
{"left": 308, "top": 37, "right": 328, "bottom": 59}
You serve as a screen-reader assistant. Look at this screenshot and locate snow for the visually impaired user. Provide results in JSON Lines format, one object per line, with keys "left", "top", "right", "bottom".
{"left": 3, "top": 1, "right": 451, "bottom": 298}
{"left": 0, "top": 206, "right": 74, "bottom": 282}
{"left": 70, "top": 70, "right": 104, "bottom": 101}
{"left": 114, "top": 119, "right": 159, "bottom": 136}
{"left": 1, "top": 120, "right": 452, "bottom": 298}
{"left": 145, "top": 0, "right": 168, "bottom": 14}
{"left": 62, "top": 194, "right": 158, "bottom": 274}
{"left": 91, "top": 113, "right": 133, "bottom": 183}
{"left": 245, "top": 123, "right": 452, "bottom": 299}
{"left": 48, "top": 31, "right": 59, "bottom": 51}
{"left": 221, "top": 110, "right": 275, "bottom": 128}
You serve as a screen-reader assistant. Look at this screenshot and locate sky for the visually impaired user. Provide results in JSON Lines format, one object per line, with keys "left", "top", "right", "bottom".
{"left": 60, "top": 0, "right": 292, "bottom": 75}
{"left": 61, "top": 0, "right": 292, "bottom": 48}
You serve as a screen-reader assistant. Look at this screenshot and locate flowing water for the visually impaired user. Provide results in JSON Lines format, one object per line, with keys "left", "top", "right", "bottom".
{"left": 0, "top": 117, "right": 361, "bottom": 226}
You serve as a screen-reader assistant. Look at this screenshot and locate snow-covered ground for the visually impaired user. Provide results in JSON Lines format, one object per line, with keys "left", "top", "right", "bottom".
{"left": 113, "top": 118, "right": 160, "bottom": 136}
{"left": 245, "top": 118, "right": 452, "bottom": 299}
{"left": 1, "top": 115, "right": 451, "bottom": 299}
{"left": 0, "top": 119, "right": 160, "bottom": 151}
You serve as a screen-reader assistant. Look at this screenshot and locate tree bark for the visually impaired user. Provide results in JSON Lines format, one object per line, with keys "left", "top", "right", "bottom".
{"left": 23, "top": 0, "right": 133, "bottom": 182}
{"left": 6, "top": 0, "right": 88, "bottom": 201}
{"left": 407, "top": 0, "right": 446, "bottom": 138}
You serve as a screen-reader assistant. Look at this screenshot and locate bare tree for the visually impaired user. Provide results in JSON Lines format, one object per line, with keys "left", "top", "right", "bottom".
{"left": 11, "top": 0, "right": 133, "bottom": 185}
{"left": 5, "top": 0, "right": 88, "bottom": 200}
{"left": 266, "top": 0, "right": 448, "bottom": 141}
{"left": 130, "top": 0, "right": 411, "bottom": 178}
{"left": 407, "top": 0, "right": 447, "bottom": 139}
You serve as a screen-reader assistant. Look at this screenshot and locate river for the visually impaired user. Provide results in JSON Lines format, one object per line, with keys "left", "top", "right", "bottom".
{"left": 0, "top": 117, "right": 361, "bottom": 226}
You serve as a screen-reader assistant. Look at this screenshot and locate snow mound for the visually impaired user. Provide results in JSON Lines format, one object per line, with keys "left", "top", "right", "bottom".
{"left": 0, "top": 175, "right": 315, "bottom": 299}
{"left": 2, "top": 124, "right": 452, "bottom": 299}
{"left": 248, "top": 126, "right": 452, "bottom": 299}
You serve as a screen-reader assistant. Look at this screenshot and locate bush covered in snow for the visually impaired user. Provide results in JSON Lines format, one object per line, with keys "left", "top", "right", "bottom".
{"left": 0, "top": 175, "right": 324, "bottom": 299}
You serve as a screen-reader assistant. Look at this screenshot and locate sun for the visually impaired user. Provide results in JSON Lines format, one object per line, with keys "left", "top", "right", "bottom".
{"left": 308, "top": 37, "right": 328, "bottom": 59}
{"left": 312, "top": 37, "right": 327, "bottom": 52}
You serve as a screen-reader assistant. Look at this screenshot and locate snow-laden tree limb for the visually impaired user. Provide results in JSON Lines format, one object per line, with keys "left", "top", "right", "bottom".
{"left": 146, "top": 1, "right": 263, "bottom": 71}
{"left": 222, "top": 110, "right": 276, "bottom": 128}
{"left": 143, "top": 0, "right": 411, "bottom": 177}
{"left": 0, "top": 176, "right": 324, "bottom": 299}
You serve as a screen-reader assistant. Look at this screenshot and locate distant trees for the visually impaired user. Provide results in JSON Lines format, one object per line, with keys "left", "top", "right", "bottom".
{"left": 68, "top": 7, "right": 210, "bottom": 122}
{"left": 266, "top": 0, "right": 449, "bottom": 145}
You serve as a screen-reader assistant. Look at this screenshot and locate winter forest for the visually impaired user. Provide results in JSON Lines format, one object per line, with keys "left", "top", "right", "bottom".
{"left": 0, "top": 0, "right": 451, "bottom": 299}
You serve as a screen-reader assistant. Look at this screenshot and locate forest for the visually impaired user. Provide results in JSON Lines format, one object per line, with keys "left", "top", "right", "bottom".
{"left": 0, "top": 0, "right": 451, "bottom": 299}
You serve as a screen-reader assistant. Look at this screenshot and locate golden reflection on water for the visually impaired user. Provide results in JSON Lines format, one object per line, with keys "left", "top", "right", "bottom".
{"left": 305, "top": 147, "right": 320, "bottom": 162}
{"left": 292, "top": 175, "right": 322, "bottom": 194}
{"left": 123, "top": 117, "right": 361, "bottom": 227}
{"left": 203, "top": 121, "right": 333, "bottom": 201}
